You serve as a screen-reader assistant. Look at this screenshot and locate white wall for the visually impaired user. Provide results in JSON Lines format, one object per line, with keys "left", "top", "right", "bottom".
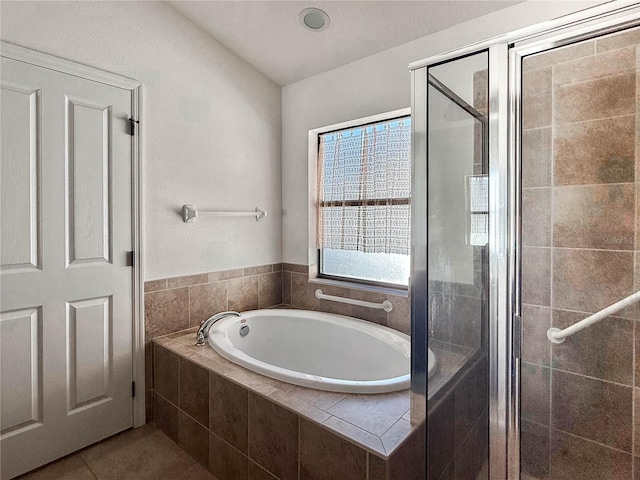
{"left": 0, "top": 1, "right": 282, "bottom": 280}
{"left": 281, "top": 0, "right": 606, "bottom": 265}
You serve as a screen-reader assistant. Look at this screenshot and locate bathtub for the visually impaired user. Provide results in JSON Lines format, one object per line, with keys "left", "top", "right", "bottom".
{"left": 207, "top": 309, "right": 437, "bottom": 394}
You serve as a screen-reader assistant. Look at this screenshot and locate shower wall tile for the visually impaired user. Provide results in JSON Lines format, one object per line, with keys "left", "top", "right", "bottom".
{"left": 597, "top": 27, "right": 640, "bottom": 52}
{"left": 553, "top": 183, "right": 635, "bottom": 250}
{"left": 521, "top": 304, "right": 550, "bottom": 366}
{"left": 551, "top": 370, "right": 633, "bottom": 452}
{"left": 520, "top": 421, "right": 550, "bottom": 479}
{"left": 520, "top": 363, "right": 550, "bottom": 426}
{"left": 227, "top": 276, "right": 259, "bottom": 312}
{"left": 553, "top": 115, "right": 636, "bottom": 186}
{"left": 521, "top": 247, "right": 551, "bottom": 307}
{"left": 523, "top": 40, "right": 594, "bottom": 71}
{"left": 552, "top": 249, "right": 634, "bottom": 314}
{"left": 552, "top": 309, "right": 634, "bottom": 385}
{"left": 553, "top": 46, "right": 636, "bottom": 85}
{"left": 554, "top": 72, "right": 636, "bottom": 124}
{"left": 522, "top": 67, "right": 552, "bottom": 129}
{"left": 522, "top": 127, "right": 551, "bottom": 188}
{"left": 522, "top": 188, "right": 551, "bottom": 247}
{"left": 550, "top": 430, "right": 633, "bottom": 480}
{"left": 189, "top": 282, "right": 227, "bottom": 326}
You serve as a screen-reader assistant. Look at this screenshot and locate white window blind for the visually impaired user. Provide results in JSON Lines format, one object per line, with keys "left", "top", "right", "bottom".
{"left": 317, "top": 117, "right": 411, "bottom": 255}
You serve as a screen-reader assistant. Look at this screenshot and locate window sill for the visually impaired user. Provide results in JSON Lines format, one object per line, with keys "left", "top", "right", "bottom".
{"left": 308, "top": 276, "right": 409, "bottom": 297}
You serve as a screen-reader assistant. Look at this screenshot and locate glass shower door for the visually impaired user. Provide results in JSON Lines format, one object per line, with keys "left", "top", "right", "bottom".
{"left": 518, "top": 24, "right": 640, "bottom": 480}
{"left": 416, "top": 51, "right": 490, "bottom": 480}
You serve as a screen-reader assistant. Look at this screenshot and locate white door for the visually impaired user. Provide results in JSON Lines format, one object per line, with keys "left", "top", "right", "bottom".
{"left": 0, "top": 56, "right": 134, "bottom": 479}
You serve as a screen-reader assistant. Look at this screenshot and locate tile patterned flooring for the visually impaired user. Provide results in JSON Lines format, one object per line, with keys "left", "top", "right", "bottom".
{"left": 16, "top": 424, "right": 217, "bottom": 480}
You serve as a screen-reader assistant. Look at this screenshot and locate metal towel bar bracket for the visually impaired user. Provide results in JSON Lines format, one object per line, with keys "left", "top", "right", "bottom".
{"left": 183, "top": 204, "right": 267, "bottom": 223}
{"left": 314, "top": 289, "right": 393, "bottom": 312}
{"left": 547, "top": 290, "right": 640, "bottom": 344}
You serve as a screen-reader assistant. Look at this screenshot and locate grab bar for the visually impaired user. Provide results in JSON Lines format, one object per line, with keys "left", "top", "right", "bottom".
{"left": 183, "top": 204, "right": 267, "bottom": 223}
{"left": 314, "top": 289, "right": 393, "bottom": 312}
{"left": 547, "top": 291, "right": 640, "bottom": 344}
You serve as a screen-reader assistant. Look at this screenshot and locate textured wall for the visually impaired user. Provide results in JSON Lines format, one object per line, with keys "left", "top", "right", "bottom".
{"left": 520, "top": 27, "right": 640, "bottom": 479}
{"left": 0, "top": 1, "right": 282, "bottom": 280}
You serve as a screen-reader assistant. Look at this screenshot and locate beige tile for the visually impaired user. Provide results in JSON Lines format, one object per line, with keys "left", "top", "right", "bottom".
{"left": 20, "top": 454, "right": 96, "bottom": 480}
{"left": 552, "top": 309, "right": 633, "bottom": 385}
{"left": 244, "top": 264, "right": 272, "bottom": 276}
{"left": 554, "top": 115, "right": 635, "bottom": 186}
{"left": 552, "top": 249, "right": 634, "bottom": 314}
{"left": 522, "top": 128, "right": 551, "bottom": 188}
{"left": 258, "top": 271, "right": 282, "bottom": 308}
{"left": 227, "top": 276, "right": 259, "bottom": 312}
{"left": 189, "top": 282, "right": 227, "bottom": 327}
{"left": 208, "top": 268, "right": 244, "bottom": 282}
{"left": 270, "top": 263, "right": 283, "bottom": 272}
{"left": 271, "top": 381, "right": 344, "bottom": 411}
{"left": 521, "top": 304, "right": 550, "bottom": 366}
{"left": 321, "top": 416, "right": 385, "bottom": 456}
{"left": 144, "top": 279, "right": 167, "bottom": 293}
{"left": 154, "top": 344, "right": 179, "bottom": 405}
{"left": 281, "top": 271, "right": 292, "bottom": 305}
{"left": 248, "top": 393, "right": 298, "bottom": 480}
{"left": 552, "top": 370, "right": 633, "bottom": 452}
{"left": 167, "top": 273, "right": 209, "bottom": 289}
{"left": 248, "top": 460, "right": 278, "bottom": 480}
{"left": 282, "top": 263, "right": 309, "bottom": 273}
{"left": 635, "top": 388, "right": 640, "bottom": 457}
{"left": 145, "top": 288, "right": 190, "bottom": 338}
{"left": 381, "top": 418, "right": 412, "bottom": 455}
{"left": 368, "top": 453, "right": 388, "bottom": 480}
{"left": 179, "top": 358, "right": 209, "bottom": 426}
{"left": 596, "top": 26, "right": 640, "bottom": 53}
{"left": 521, "top": 247, "right": 550, "bottom": 307}
{"left": 178, "top": 412, "right": 209, "bottom": 467}
{"left": 553, "top": 184, "right": 635, "bottom": 250}
{"left": 327, "top": 393, "right": 409, "bottom": 436}
{"left": 523, "top": 40, "right": 595, "bottom": 71}
{"left": 522, "top": 188, "right": 551, "bottom": 247}
{"left": 209, "top": 372, "right": 248, "bottom": 453}
{"left": 299, "top": 418, "right": 367, "bottom": 480}
{"left": 520, "top": 362, "right": 550, "bottom": 426}
{"left": 522, "top": 67, "right": 552, "bottom": 129}
{"left": 208, "top": 433, "right": 248, "bottom": 480}
{"left": 554, "top": 72, "right": 636, "bottom": 124}
{"left": 550, "top": 429, "right": 632, "bottom": 479}
{"left": 154, "top": 393, "right": 179, "bottom": 444}
{"left": 265, "top": 388, "right": 331, "bottom": 424}
{"left": 388, "top": 421, "right": 426, "bottom": 480}
{"left": 554, "top": 46, "right": 636, "bottom": 85}
{"left": 387, "top": 294, "right": 410, "bottom": 334}
{"left": 290, "top": 273, "right": 318, "bottom": 310}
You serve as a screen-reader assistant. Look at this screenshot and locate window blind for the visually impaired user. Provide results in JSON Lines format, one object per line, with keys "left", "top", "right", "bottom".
{"left": 316, "top": 117, "right": 411, "bottom": 255}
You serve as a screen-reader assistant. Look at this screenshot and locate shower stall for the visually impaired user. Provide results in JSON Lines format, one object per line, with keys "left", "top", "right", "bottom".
{"left": 411, "top": 3, "right": 640, "bottom": 478}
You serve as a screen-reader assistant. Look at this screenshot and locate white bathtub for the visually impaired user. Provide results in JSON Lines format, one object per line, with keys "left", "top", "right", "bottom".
{"left": 207, "top": 309, "right": 437, "bottom": 394}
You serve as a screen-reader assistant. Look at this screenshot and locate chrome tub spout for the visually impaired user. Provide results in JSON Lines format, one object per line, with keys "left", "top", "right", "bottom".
{"left": 195, "top": 311, "right": 241, "bottom": 346}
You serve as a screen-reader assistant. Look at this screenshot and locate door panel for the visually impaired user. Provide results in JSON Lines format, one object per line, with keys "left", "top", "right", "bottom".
{"left": 0, "top": 56, "right": 133, "bottom": 479}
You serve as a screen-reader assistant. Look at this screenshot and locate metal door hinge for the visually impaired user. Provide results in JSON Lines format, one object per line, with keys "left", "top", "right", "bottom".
{"left": 513, "top": 314, "right": 522, "bottom": 359}
{"left": 126, "top": 251, "right": 134, "bottom": 267}
{"left": 129, "top": 117, "right": 139, "bottom": 136}
{"left": 132, "top": 381, "right": 136, "bottom": 398}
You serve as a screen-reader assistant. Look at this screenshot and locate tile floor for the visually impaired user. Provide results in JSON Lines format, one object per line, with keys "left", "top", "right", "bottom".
{"left": 16, "top": 424, "right": 217, "bottom": 480}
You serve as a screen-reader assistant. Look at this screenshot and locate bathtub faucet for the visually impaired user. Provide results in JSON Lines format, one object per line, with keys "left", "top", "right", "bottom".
{"left": 195, "top": 311, "right": 241, "bottom": 346}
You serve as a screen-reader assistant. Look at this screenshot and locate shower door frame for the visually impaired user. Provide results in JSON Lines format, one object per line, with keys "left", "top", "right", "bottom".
{"left": 410, "top": 2, "right": 640, "bottom": 478}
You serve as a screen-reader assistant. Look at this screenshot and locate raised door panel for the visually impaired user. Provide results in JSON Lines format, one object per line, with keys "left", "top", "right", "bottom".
{"left": 0, "top": 308, "right": 42, "bottom": 436}
{"left": 0, "top": 85, "right": 40, "bottom": 271}
{"left": 66, "top": 97, "right": 111, "bottom": 266}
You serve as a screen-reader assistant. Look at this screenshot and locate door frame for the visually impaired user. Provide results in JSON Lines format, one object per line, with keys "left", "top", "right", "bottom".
{"left": 0, "top": 41, "right": 146, "bottom": 428}
{"left": 410, "top": 1, "right": 640, "bottom": 478}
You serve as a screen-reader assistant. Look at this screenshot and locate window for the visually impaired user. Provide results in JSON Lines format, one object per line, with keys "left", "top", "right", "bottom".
{"left": 466, "top": 174, "right": 488, "bottom": 246}
{"left": 316, "top": 114, "right": 411, "bottom": 288}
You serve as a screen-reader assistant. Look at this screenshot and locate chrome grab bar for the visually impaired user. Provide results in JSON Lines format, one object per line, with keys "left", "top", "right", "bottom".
{"left": 183, "top": 204, "right": 267, "bottom": 223}
{"left": 547, "top": 291, "right": 640, "bottom": 344}
{"left": 195, "top": 311, "right": 240, "bottom": 346}
{"left": 314, "top": 289, "right": 393, "bottom": 312}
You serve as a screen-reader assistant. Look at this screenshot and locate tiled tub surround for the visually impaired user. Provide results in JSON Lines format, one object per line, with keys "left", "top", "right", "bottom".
{"left": 153, "top": 330, "right": 425, "bottom": 480}
{"left": 520, "top": 28, "right": 640, "bottom": 479}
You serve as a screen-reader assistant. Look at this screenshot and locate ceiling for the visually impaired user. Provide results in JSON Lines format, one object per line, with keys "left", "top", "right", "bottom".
{"left": 168, "top": 1, "right": 524, "bottom": 86}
